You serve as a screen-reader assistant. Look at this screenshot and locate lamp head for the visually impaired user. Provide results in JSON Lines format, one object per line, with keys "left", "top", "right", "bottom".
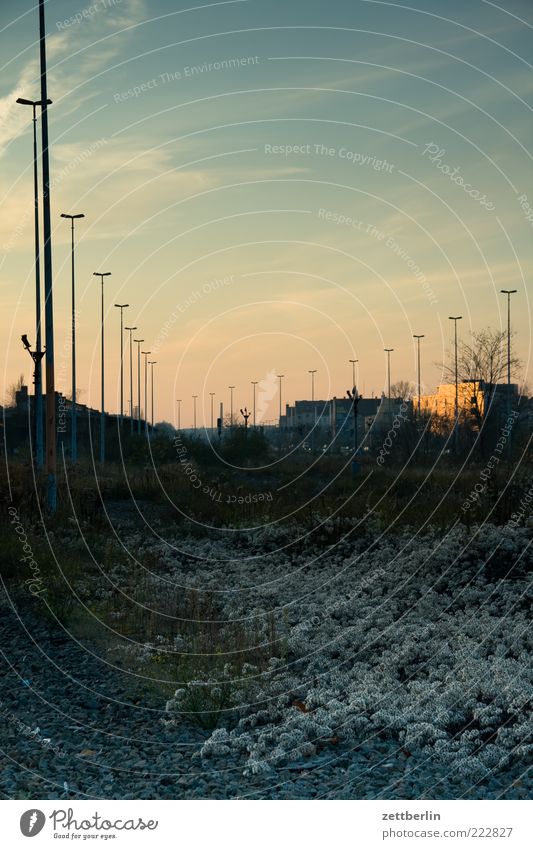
{"left": 16, "top": 97, "right": 52, "bottom": 107}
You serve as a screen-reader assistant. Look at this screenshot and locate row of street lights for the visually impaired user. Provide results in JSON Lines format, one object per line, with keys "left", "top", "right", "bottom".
{"left": 181, "top": 378, "right": 276, "bottom": 430}
{"left": 181, "top": 294, "right": 517, "bottom": 437}
{"left": 17, "top": 10, "right": 158, "bottom": 474}
{"left": 80, "top": 268, "right": 157, "bottom": 462}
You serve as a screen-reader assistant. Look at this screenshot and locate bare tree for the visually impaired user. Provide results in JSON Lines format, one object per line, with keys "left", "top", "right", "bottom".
{"left": 440, "top": 328, "right": 522, "bottom": 451}
{"left": 390, "top": 380, "right": 414, "bottom": 400}
{"left": 442, "top": 328, "right": 520, "bottom": 391}
{"left": 64, "top": 388, "right": 85, "bottom": 403}
{"left": 5, "top": 373, "right": 24, "bottom": 407}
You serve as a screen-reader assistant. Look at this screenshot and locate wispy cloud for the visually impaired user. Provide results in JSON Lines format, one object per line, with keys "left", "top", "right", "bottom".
{"left": 0, "top": 0, "right": 146, "bottom": 158}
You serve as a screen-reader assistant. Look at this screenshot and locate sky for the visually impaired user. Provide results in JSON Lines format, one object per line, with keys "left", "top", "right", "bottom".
{"left": 1, "top": 0, "right": 532, "bottom": 427}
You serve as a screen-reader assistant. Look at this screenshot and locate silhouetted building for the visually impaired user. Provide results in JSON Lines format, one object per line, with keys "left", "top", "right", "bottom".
{"left": 282, "top": 396, "right": 382, "bottom": 450}
{"left": 3, "top": 384, "right": 150, "bottom": 459}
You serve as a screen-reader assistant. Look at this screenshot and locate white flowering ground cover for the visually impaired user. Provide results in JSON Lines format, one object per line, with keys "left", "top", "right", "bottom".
{"left": 113, "top": 516, "right": 532, "bottom": 798}
{"left": 1, "top": 512, "right": 531, "bottom": 799}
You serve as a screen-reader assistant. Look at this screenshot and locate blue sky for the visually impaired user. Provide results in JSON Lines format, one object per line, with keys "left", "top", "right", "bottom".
{"left": 1, "top": 0, "right": 531, "bottom": 424}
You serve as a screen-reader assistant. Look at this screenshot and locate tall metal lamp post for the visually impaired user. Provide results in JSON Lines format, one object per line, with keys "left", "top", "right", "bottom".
{"left": 125, "top": 326, "right": 137, "bottom": 431}
{"left": 61, "top": 213, "right": 84, "bottom": 462}
{"left": 16, "top": 96, "right": 51, "bottom": 469}
{"left": 142, "top": 350, "right": 151, "bottom": 433}
{"left": 134, "top": 338, "right": 144, "bottom": 433}
{"left": 501, "top": 289, "right": 517, "bottom": 459}
{"left": 309, "top": 369, "right": 317, "bottom": 401}
{"left": 384, "top": 349, "right": 393, "bottom": 404}
{"left": 309, "top": 369, "right": 317, "bottom": 450}
{"left": 251, "top": 381, "right": 258, "bottom": 427}
{"left": 192, "top": 395, "right": 198, "bottom": 429}
{"left": 384, "top": 349, "right": 394, "bottom": 429}
{"left": 38, "top": 0, "right": 57, "bottom": 510}
{"left": 148, "top": 361, "right": 156, "bottom": 430}
{"left": 21, "top": 336, "right": 45, "bottom": 447}
{"left": 277, "top": 374, "right": 285, "bottom": 455}
{"left": 114, "top": 303, "right": 129, "bottom": 424}
{"left": 449, "top": 316, "right": 462, "bottom": 453}
{"left": 94, "top": 272, "right": 111, "bottom": 463}
{"left": 413, "top": 334, "right": 424, "bottom": 416}
{"left": 346, "top": 385, "right": 360, "bottom": 469}
{"left": 209, "top": 392, "right": 215, "bottom": 430}
{"left": 277, "top": 374, "right": 284, "bottom": 425}
{"left": 176, "top": 399, "right": 182, "bottom": 431}
{"left": 228, "top": 385, "right": 235, "bottom": 426}
{"left": 349, "top": 359, "right": 358, "bottom": 393}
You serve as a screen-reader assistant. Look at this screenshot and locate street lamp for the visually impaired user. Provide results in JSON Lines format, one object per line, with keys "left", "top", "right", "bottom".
{"left": 277, "top": 374, "right": 285, "bottom": 426}
{"left": 209, "top": 392, "right": 215, "bottom": 430}
{"left": 251, "top": 381, "right": 258, "bottom": 427}
{"left": 308, "top": 370, "right": 317, "bottom": 450}
{"left": 134, "top": 338, "right": 144, "bottom": 433}
{"left": 142, "top": 350, "right": 151, "bottom": 433}
{"left": 384, "top": 349, "right": 394, "bottom": 404}
{"left": 176, "top": 399, "right": 182, "bottom": 430}
{"left": 309, "top": 369, "right": 317, "bottom": 402}
{"left": 501, "top": 290, "right": 517, "bottom": 458}
{"left": 38, "top": 0, "right": 57, "bottom": 510}
{"left": 192, "top": 395, "right": 198, "bottom": 429}
{"left": 228, "top": 385, "right": 235, "bottom": 426}
{"left": 114, "top": 303, "right": 129, "bottom": 422}
{"left": 148, "top": 361, "right": 156, "bottom": 430}
{"left": 93, "top": 272, "right": 111, "bottom": 463}
{"left": 61, "top": 213, "right": 84, "bottom": 463}
{"left": 124, "top": 326, "right": 137, "bottom": 431}
{"left": 349, "top": 359, "right": 358, "bottom": 393}
{"left": 16, "top": 96, "right": 51, "bottom": 469}
{"left": 21, "top": 336, "right": 44, "bottom": 443}
{"left": 413, "top": 335, "right": 424, "bottom": 416}
{"left": 449, "top": 316, "right": 462, "bottom": 452}
{"left": 346, "top": 385, "right": 360, "bottom": 459}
